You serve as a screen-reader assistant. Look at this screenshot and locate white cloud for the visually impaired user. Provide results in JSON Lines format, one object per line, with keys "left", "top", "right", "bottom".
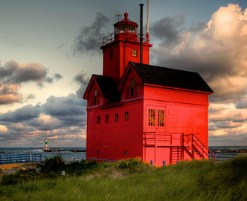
{"left": 0, "top": 125, "right": 8, "bottom": 133}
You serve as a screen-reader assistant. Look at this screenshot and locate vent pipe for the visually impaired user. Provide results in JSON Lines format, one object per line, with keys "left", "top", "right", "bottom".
{"left": 140, "top": 3, "right": 144, "bottom": 64}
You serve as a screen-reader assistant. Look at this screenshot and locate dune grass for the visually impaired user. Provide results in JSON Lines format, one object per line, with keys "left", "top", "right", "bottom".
{"left": 0, "top": 156, "right": 246, "bottom": 201}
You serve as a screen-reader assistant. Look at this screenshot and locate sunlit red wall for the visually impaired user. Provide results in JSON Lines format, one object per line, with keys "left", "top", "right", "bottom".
{"left": 143, "top": 85, "right": 210, "bottom": 166}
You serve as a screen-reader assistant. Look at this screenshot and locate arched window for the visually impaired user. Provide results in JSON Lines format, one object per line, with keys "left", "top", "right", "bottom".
{"left": 130, "top": 79, "right": 135, "bottom": 97}
{"left": 93, "top": 89, "right": 98, "bottom": 105}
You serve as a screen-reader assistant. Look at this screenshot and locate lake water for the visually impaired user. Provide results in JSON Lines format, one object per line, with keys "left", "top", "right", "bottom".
{"left": 0, "top": 146, "right": 246, "bottom": 163}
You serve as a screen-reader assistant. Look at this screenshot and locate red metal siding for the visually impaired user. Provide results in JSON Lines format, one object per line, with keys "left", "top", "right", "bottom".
{"left": 142, "top": 86, "right": 210, "bottom": 166}
{"left": 86, "top": 101, "right": 144, "bottom": 161}
{"left": 102, "top": 41, "right": 151, "bottom": 83}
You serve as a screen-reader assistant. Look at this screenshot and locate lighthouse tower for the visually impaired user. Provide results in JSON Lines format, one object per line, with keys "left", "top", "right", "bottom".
{"left": 43, "top": 138, "right": 49, "bottom": 151}
{"left": 101, "top": 11, "right": 152, "bottom": 83}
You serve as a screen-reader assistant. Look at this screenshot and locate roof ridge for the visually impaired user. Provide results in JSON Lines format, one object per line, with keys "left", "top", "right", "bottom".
{"left": 130, "top": 62, "right": 199, "bottom": 75}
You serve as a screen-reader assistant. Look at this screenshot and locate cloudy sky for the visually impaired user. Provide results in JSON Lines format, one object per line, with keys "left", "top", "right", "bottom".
{"left": 0, "top": 0, "right": 246, "bottom": 147}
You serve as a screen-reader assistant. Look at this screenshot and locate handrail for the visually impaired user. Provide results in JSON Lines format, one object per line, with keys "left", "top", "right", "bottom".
{"left": 0, "top": 153, "right": 42, "bottom": 164}
{"left": 102, "top": 31, "right": 149, "bottom": 46}
{"left": 143, "top": 132, "right": 183, "bottom": 146}
{"left": 187, "top": 134, "right": 216, "bottom": 161}
{"left": 143, "top": 132, "right": 216, "bottom": 161}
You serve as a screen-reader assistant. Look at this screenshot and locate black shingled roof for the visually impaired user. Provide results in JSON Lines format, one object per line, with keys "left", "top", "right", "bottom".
{"left": 93, "top": 74, "right": 120, "bottom": 102}
{"left": 131, "top": 62, "right": 213, "bottom": 93}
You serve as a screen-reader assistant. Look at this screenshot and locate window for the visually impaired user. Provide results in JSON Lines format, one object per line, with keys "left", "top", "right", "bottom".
{"left": 132, "top": 49, "right": 137, "bottom": 57}
{"left": 130, "top": 79, "right": 135, "bottom": 97}
{"left": 93, "top": 89, "right": 98, "bottom": 105}
{"left": 105, "top": 114, "right": 109, "bottom": 123}
{"left": 158, "top": 110, "right": 165, "bottom": 127}
{"left": 148, "top": 109, "right": 155, "bottom": 126}
{"left": 97, "top": 116, "right": 101, "bottom": 124}
{"left": 115, "top": 113, "right": 119, "bottom": 122}
{"left": 125, "top": 112, "right": 129, "bottom": 121}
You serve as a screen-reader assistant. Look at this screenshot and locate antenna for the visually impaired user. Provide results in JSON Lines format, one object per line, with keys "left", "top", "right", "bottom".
{"left": 115, "top": 12, "right": 122, "bottom": 22}
{"left": 146, "top": 0, "right": 150, "bottom": 34}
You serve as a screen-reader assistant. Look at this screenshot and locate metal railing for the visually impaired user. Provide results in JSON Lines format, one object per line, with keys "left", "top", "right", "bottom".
{"left": 143, "top": 132, "right": 216, "bottom": 161}
{"left": 0, "top": 153, "right": 42, "bottom": 164}
{"left": 102, "top": 31, "right": 150, "bottom": 46}
{"left": 186, "top": 134, "right": 216, "bottom": 160}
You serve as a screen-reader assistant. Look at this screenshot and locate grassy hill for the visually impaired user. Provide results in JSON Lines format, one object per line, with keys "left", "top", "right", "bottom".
{"left": 0, "top": 155, "right": 246, "bottom": 201}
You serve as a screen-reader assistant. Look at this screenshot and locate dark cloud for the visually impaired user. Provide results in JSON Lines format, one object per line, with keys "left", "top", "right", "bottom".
{"left": 209, "top": 133, "right": 247, "bottom": 146}
{"left": 0, "top": 84, "right": 20, "bottom": 104}
{"left": 0, "top": 93, "right": 86, "bottom": 147}
{"left": 43, "top": 94, "right": 86, "bottom": 126}
{"left": 54, "top": 73, "right": 63, "bottom": 80}
{"left": 0, "top": 104, "right": 41, "bottom": 122}
{"left": 235, "top": 97, "right": 247, "bottom": 109}
{"left": 73, "top": 12, "right": 110, "bottom": 55}
{"left": 0, "top": 60, "right": 63, "bottom": 85}
{"left": 0, "top": 60, "right": 62, "bottom": 105}
{"left": 74, "top": 72, "right": 89, "bottom": 98}
{"left": 151, "top": 16, "right": 185, "bottom": 47}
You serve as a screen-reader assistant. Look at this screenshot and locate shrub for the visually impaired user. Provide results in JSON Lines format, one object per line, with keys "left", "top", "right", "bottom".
{"left": 117, "top": 158, "right": 149, "bottom": 173}
{"left": 39, "top": 154, "right": 65, "bottom": 174}
{"left": 1, "top": 173, "right": 19, "bottom": 185}
{"left": 65, "top": 160, "right": 99, "bottom": 175}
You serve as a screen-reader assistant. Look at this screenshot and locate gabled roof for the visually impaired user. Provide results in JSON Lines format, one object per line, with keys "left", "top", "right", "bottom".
{"left": 114, "top": 12, "right": 138, "bottom": 28}
{"left": 129, "top": 62, "right": 213, "bottom": 93}
{"left": 93, "top": 75, "right": 118, "bottom": 95}
{"left": 83, "top": 74, "right": 120, "bottom": 102}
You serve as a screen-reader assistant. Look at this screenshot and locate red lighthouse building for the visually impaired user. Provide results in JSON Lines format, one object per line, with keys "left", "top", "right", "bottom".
{"left": 83, "top": 11, "right": 215, "bottom": 166}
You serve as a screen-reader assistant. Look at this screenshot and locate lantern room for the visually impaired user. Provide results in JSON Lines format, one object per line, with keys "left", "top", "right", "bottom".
{"left": 113, "top": 12, "right": 138, "bottom": 41}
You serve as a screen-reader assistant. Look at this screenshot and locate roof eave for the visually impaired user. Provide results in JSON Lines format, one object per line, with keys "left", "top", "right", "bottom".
{"left": 143, "top": 83, "right": 213, "bottom": 94}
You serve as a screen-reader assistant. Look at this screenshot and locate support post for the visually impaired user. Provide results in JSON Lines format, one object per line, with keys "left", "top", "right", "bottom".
{"left": 139, "top": 4, "right": 144, "bottom": 64}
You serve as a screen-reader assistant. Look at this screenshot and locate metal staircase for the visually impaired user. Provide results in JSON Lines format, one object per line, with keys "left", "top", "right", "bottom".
{"left": 170, "top": 146, "right": 182, "bottom": 164}
{"left": 143, "top": 132, "right": 216, "bottom": 165}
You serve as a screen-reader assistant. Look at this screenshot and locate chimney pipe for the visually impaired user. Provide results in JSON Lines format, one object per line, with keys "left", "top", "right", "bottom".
{"left": 140, "top": 3, "right": 144, "bottom": 64}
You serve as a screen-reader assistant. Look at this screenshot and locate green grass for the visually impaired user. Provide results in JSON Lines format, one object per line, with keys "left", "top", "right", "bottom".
{"left": 0, "top": 156, "right": 246, "bottom": 201}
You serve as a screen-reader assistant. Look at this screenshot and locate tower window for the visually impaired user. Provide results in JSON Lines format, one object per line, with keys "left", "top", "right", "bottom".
{"left": 158, "top": 110, "right": 165, "bottom": 127}
{"left": 115, "top": 113, "right": 119, "bottom": 122}
{"left": 130, "top": 79, "right": 135, "bottom": 97}
{"left": 97, "top": 116, "right": 101, "bottom": 124}
{"left": 125, "top": 112, "right": 129, "bottom": 121}
{"left": 132, "top": 49, "right": 137, "bottom": 57}
{"left": 148, "top": 109, "right": 155, "bottom": 126}
{"left": 93, "top": 89, "right": 98, "bottom": 105}
{"left": 105, "top": 114, "right": 109, "bottom": 123}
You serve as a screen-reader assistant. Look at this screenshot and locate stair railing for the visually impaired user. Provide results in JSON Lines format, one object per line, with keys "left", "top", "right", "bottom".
{"left": 187, "top": 134, "right": 216, "bottom": 161}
